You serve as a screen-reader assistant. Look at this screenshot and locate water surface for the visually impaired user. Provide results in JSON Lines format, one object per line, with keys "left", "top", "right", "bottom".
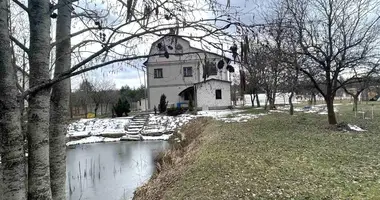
{"left": 66, "top": 141, "right": 169, "bottom": 200}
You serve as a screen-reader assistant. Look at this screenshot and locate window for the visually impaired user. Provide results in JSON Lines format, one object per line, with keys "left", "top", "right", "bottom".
{"left": 216, "top": 89, "right": 222, "bottom": 99}
{"left": 183, "top": 67, "right": 193, "bottom": 77}
{"left": 154, "top": 68, "right": 163, "bottom": 78}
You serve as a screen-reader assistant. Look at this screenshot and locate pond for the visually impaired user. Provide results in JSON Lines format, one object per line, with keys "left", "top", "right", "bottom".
{"left": 66, "top": 141, "right": 169, "bottom": 200}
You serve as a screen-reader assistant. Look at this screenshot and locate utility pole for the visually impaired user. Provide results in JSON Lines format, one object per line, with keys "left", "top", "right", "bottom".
{"left": 143, "top": 68, "right": 147, "bottom": 111}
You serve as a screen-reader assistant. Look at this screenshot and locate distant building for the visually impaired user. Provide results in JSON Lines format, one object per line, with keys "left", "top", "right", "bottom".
{"left": 144, "top": 36, "right": 232, "bottom": 110}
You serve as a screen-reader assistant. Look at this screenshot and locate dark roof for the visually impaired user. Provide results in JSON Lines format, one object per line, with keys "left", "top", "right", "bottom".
{"left": 178, "top": 86, "right": 194, "bottom": 96}
{"left": 143, "top": 35, "right": 229, "bottom": 65}
{"left": 194, "top": 78, "right": 231, "bottom": 85}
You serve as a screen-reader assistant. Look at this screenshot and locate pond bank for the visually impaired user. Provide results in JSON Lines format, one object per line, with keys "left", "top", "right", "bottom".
{"left": 133, "top": 111, "right": 380, "bottom": 199}
{"left": 133, "top": 118, "right": 211, "bottom": 200}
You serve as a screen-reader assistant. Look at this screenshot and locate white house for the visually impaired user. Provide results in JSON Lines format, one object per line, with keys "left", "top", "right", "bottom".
{"left": 144, "top": 35, "right": 233, "bottom": 110}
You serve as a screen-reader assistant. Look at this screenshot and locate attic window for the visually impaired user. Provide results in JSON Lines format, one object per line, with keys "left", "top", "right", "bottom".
{"left": 157, "top": 42, "right": 166, "bottom": 57}
{"left": 210, "top": 65, "right": 217, "bottom": 75}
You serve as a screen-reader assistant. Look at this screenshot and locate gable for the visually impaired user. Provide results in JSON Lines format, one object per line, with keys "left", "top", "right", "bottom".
{"left": 144, "top": 36, "right": 228, "bottom": 65}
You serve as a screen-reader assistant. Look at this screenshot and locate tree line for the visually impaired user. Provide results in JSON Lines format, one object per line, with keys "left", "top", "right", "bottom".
{"left": 70, "top": 79, "right": 146, "bottom": 118}
{"left": 237, "top": 0, "right": 380, "bottom": 123}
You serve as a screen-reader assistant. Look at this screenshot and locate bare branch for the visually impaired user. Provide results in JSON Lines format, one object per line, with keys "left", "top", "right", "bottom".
{"left": 12, "top": 0, "right": 29, "bottom": 13}
{"left": 10, "top": 35, "right": 29, "bottom": 53}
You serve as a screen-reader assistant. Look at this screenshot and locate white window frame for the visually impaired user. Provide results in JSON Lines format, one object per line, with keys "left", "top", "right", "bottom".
{"left": 154, "top": 68, "right": 163, "bottom": 78}
{"left": 183, "top": 67, "right": 193, "bottom": 77}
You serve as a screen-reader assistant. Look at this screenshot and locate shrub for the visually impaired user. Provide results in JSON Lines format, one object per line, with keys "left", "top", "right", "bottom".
{"left": 158, "top": 94, "right": 168, "bottom": 113}
{"left": 167, "top": 107, "right": 187, "bottom": 116}
{"left": 113, "top": 98, "right": 131, "bottom": 117}
{"left": 124, "top": 99, "right": 131, "bottom": 116}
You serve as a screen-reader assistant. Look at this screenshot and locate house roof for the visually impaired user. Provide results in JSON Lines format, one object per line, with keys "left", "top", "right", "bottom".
{"left": 143, "top": 35, "right": 229, "bottom": 65}
{"left": 178, "top": 86, "right": 194, "bottom": 96}
{"left": 194, "top": 78, "right": 231, "bottom": 85}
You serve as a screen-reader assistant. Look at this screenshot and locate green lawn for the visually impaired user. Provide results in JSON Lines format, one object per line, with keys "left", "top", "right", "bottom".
{"left": 135, "top": 103, "right": 380, "bottom": 200}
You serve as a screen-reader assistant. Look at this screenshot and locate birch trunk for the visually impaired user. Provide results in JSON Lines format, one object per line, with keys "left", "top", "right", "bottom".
{"left": 0, "top": 0, "right": 27, "bottom": 199}
{"left": 27, "top": 0, "right": 53, "bottom": 199}
{"left": 49, "top": 1, "right": 72, "bottom": 199}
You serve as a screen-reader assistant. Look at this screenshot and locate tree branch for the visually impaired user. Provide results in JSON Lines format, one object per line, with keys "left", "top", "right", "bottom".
{"left": 50, "top": 0, "right": 78, "bottom": 11}
{"left": 10, "top": 35, "right": 29, "bottom": 53}
{"left": 12, "top": 0, "right": 29, "bottom": 13}
{"left": 14, "top": 64, "right": 29, "bottom": 77}
{"left": 23, "top": 50, "right": 225, "bottom": 97}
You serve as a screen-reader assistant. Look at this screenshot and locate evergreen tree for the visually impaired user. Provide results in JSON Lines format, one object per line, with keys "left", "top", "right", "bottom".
{"left": 158, "top": 94, "right": 167, "bottom": 113}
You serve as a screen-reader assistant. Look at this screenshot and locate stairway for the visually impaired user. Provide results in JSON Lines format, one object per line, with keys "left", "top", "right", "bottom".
{"left": 120, "top": 114, "right": 149, "bottom": 141}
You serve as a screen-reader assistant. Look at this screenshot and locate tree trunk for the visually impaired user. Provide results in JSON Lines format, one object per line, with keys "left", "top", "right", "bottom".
{"left": 49, "top": 1, "right": 72, "bottom": 199}
{"left": 289, "top": 91, "right": 294, "bottom": 115}
{"left": 27, "top": 0, "right": 53, "bottom": 199}
{"left": 95, "top": 103, "right": 99, "bottom": 117}
{"left": 325, "top": 97, "right": 337, "bottom": 125}
{"left": 69, "top": 86, "right": 73, "bottom": 119}
{"left": 0, "top": 0, "right": 27, "bottom": 198}
{"left": 255, "top": 93, "right": 260, "bottom": 107}
{"left": 268, "top": 95, "right": 275, "bottom": 110}
{"left": 250, "top": 93, "right": 255, "bottom": 107}
{"left": 353, "top": 95, "right": 359, "bottom": 112}
{"left": 312, "top": 93, "right": 317, "bottom": 105}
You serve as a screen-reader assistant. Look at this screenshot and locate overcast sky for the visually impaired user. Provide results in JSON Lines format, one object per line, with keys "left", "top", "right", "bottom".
{"left": 69, "top": 0, "right": 269, "bottom": 90}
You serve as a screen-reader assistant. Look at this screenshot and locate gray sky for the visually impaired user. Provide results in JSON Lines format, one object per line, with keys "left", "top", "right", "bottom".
{"left": 70, "top": 0, "right": 268, "bottom": 90}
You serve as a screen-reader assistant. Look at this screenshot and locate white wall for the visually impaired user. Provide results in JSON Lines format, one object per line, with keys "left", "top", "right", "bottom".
{"left": 138, "top": 99, "right": 148, "bottom": 111}
{"left": 149, "top": 85, "right": 192, "bottom": 109}
{"left": 146, "top": 36, "right": 230, "bottom": 109}
{"left": 196, "top": 80, "right": 231, "bottom": 109}
{"left": 243, "top": 93, "right": 299, "bottom": 106}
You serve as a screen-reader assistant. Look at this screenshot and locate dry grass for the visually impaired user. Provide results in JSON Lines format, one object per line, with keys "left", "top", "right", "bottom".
{"left": 133, "top": 118, "right": 211, "bottom": 200}
{"left": 134, "top": 103, "right": 380, "bottom": 200}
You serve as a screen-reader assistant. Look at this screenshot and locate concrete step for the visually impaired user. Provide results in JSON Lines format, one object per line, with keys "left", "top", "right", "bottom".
{"left": 126, "top": 131, "right": 140, "bottom": 135}
{"left": 130, "top": 122, "right": 145, "bottom": 125}
{"left": 128, "top": 125, "right": 144, "bottom": 128}
{"left": 127, "top": 128, "right": 141, "bottom": 131}
{"left": 133, "top": 120, "right": 147, "bottom": 122}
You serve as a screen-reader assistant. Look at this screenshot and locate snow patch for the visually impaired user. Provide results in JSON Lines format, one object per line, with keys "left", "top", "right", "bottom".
{"left": 142, "top": 134, "right": 172, "bottom": 140}
{"left": 67, "top": 118, "right": 131, "bottom": 137}
{"left": 66, "top": 136, "right": 120, "bottom": 146}
{"left": 347, "top": 124, "right": 366, "bottom": 132}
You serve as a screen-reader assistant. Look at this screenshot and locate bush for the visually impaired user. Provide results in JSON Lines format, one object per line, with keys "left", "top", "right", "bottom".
{"left": 158, "top": 94, "right": 168, "bottom": 113}
{"left": 167, "top": 107, "right": 187, "bottom": 116}
{"left": 113, "top": 98, "right": 131, "bottom": 117}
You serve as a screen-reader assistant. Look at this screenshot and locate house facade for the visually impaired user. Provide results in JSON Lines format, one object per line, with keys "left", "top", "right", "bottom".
{"left": 144, "top": 36, "right": 232, "bottom": 110}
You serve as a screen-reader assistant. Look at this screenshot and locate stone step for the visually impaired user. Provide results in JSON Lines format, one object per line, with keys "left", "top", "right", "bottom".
{"left": 126, "top": 130, "right": 140, "bottom": 135}
{"left": 127, "top": 128, "right": 141, "bottom": 131}
{"left": 133, "top": 120, "right": 146, "bottom": 122}
{"left": 130, "top": 122, "right": 145, "bottom": 125}
{"left": 128, "top": 125, "right": 144, "bottom": 128}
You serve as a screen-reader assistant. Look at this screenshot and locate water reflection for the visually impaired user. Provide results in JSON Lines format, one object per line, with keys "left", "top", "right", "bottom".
{"left": 66, "top": 141, "right": 169, "bottom": 200}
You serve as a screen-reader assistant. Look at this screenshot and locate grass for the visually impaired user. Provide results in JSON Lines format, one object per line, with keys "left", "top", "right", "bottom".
{"left": 134, "top": 103, "right": 380, "bottom": 200}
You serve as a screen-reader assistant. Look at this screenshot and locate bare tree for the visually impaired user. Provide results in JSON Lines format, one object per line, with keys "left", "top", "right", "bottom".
{"left": 341, "top": 67, "right": 379, "bottom": 112}
{"left": 90, "top": 78, "right": 116, "bottom": 117}
{"left": 285, "top": 0, "right": 380, "bottom": 124}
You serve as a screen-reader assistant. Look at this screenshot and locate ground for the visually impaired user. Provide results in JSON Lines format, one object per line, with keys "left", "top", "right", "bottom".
{"left": 134, "top": 102, "right": 380, "bottom": 199}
